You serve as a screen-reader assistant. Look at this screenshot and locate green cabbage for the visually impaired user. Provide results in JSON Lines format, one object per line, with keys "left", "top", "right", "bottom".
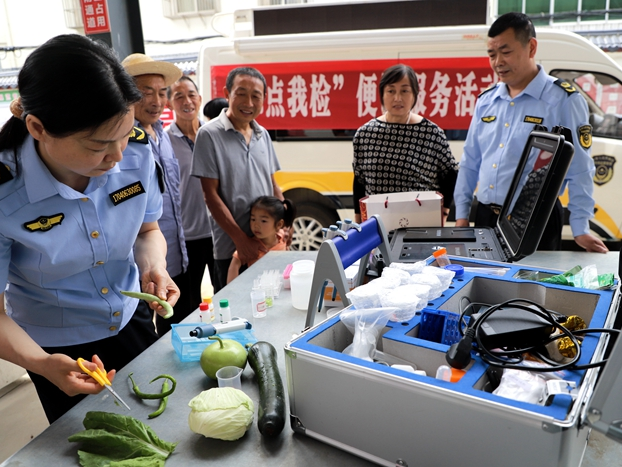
{"left": 188, "top": 387, "right": 254, "bottom": 441}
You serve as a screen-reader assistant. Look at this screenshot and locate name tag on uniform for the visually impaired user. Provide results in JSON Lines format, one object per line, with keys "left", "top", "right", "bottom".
{"left": 524, "top": 116, "right": 543, "bottom": 124}
{"left": 109, "top": 181, "right": 145, "bottom": 206}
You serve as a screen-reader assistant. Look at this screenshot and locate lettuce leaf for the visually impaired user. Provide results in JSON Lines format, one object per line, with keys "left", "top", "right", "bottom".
{"left": 68, "top": 411, "right": 177, "bottom": 467}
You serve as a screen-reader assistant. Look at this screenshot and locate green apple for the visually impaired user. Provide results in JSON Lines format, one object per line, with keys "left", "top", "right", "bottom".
{"left": 200, "top": 336, "right": 248, "bottom": 380}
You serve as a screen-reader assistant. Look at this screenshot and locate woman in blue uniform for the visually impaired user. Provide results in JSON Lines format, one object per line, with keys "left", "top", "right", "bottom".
{"left": 0, "top": 35, "right": 179, "bottom": 423}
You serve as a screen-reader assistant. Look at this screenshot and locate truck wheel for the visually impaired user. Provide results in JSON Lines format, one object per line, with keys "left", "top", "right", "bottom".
{"left": 290, "top": 204, "right": 339, "bottom": 251}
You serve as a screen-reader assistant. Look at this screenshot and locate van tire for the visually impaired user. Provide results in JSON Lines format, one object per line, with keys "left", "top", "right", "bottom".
{"left": 290, "top": 204, "right": 339, "bottom": 251}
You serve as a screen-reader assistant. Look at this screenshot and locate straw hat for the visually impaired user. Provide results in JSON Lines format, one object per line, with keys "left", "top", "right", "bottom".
{"left": 121, "top": 53, "right": 182, "bottom": 87}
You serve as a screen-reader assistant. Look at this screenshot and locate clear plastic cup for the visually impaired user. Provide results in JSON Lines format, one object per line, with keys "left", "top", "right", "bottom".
{"left": 216, "top": 366, "right": 243, "bottom": 389}
{"left": 290, "top": 260, "right": 315, "bottom": 310}
{"left": 251, "top": 289, "right": 267, "bottom": 318}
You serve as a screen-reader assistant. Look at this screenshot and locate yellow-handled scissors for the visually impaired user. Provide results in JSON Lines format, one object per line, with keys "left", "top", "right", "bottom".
{"left": 77, "top": 358, "right": 131, "bottom": 410}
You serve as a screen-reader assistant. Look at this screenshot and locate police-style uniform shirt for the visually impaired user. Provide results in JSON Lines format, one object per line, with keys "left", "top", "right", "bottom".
{"left": 0, "top": 133, "right": 163, "bottom": 347}
{"left": 454, "top": 66, "right": 595, "bottom": 236}
{"left": 137, "top": 119, "right": 188, "bottom": 277}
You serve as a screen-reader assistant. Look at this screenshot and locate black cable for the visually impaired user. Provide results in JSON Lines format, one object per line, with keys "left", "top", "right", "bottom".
{"left": 449, "top": 298, "right": 619, "bottom": 372}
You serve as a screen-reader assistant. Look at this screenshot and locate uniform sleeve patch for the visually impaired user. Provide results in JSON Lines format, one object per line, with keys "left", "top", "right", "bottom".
{"left": 109, "top": 181, "right": 146, "bottom": 206}
{"left": 24, "top": 213, "right": 64, "bottom": 232}
{"left": 0, "top": 163, "right": 13, "bottom": 184}
{"left": 524, "top": 116, "right": 543, "bottom": 124}
{"left": 481, "top": 116, "right": 496, "bottom": 123}
{"left": 128, "top": 126, "right": 148, "bottom": 144}
{"left": 578, "top": 124, "right": 592, "bottom": 149}
{"left": 554, "top": 79, "right": 577, "bottom": 94}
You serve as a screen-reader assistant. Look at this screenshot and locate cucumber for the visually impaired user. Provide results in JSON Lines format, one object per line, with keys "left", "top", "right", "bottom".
{"left": 247, "top": 341, "right": 286, "bottom": 437}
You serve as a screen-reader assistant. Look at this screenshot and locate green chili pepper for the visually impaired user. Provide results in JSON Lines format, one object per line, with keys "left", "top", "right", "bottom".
{"left": 128, "top": 373, "right": 177, "bottom": 399}
{"left": 148, "top": 379, "right": 170, "bottom": 419}
{"left": 120, "top": 290, "right": 174, "bottom": 319}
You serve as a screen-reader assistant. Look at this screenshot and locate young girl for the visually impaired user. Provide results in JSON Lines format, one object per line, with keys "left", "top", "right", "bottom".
{"left": 227, "top": 196, "right": 296, "bottom": 283}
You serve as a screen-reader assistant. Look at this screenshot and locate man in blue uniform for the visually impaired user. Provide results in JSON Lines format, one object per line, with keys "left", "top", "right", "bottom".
{"left": 454, "top": 12, "right": 608, "bottom": 253}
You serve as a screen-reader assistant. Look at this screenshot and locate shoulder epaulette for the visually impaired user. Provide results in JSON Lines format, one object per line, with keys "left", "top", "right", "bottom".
{"left": 478, "top": 84, "right": 498, "bottom": 98}
{"left": 553, "top": 79, "right": 577, "bottom": 95}
{"left": 0, "top": 163, "right": 13, "bottom": 185}
{"left": 128, "top": 126, "right": 148, "bottom": 144}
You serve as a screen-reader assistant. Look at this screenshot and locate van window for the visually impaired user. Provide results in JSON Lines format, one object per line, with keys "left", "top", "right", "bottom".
{"left": 550, "top": 70, "right": 622, "bottom": 139}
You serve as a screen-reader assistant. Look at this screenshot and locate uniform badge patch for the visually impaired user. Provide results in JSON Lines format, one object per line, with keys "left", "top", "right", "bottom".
{"left": 554, "top": 79, "right": 577, "bottom": 94}
{"left": 109, "top": 181, "right": 145, "bottom": 206}
{"left": 24, "top": 213, "right": 65, "bottom": 232}
{"left": 0, "top": 163, "right": 13, "bottom": 184}
{"left": 128, "top": 126, "right": 148, "bottom": 144}
{"left": 578, "top": 124, "right": 592, "bottom": 149}
{"left": 593, "top": 155, "right": 615, "bottom": 186}
{"left": 524, "top": 116, "right": 543, "bottom": 124}
{"left": 481, "top": 116, "right": 496, "bottom": 123}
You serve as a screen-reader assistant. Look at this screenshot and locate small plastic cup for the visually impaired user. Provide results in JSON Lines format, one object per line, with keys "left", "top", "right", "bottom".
{"left": 251, "top": 289, "right": 267, "bottom": 318}
{"left": 216, "top": 366, "right": 243, "bottom": 389}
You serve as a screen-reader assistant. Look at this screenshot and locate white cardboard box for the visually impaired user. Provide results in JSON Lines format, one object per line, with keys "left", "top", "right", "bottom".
{"left": 359, "top": 191, "right": 443, "bottom": 231}
{"left": 322, "top": 262, "right": 359, "bottom": 307}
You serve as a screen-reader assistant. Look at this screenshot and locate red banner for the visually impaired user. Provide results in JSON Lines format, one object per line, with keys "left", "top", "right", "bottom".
{"left": 211, "top": 57, "right": 494, "bottom": 131}
{"left": 79, "top": 0, "right": 111, "bottom": 35}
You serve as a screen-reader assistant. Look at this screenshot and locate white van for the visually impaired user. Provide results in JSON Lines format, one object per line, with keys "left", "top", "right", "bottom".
{"left": 197, "top": 20, "right": 622, "bottom": 250}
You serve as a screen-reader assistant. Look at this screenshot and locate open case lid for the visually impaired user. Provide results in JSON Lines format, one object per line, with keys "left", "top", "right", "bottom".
{"left": 495, "top": 128, "right": 575, "bottom": 261}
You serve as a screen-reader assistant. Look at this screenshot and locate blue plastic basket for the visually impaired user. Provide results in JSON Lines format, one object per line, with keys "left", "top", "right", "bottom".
{"left": 171, "top": 323, "right": 258, "bottom": 362}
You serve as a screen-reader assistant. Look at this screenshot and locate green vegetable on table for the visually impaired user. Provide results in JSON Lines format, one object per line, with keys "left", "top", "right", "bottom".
{"left": 199, "top": 335, "right": 248, "bottom": 380}
{"left": 128, "top": 373, "right": 176, "bottom": 400}
{"left": 188, "top": 387, "right": 254, "bottom": 441}
{"left": 68, "top": 411, "right": 177, "bottom": 467}
{"left": 247, "top": 341, "right": 286, "bottom": 437}
{"left": 120, "top": 290, "right": 174, "bottom": 319}
{"left": 148, "top": 379, "right": 170, "bottom": 419}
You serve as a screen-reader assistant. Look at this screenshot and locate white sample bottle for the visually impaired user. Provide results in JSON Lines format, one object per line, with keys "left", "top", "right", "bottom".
{"left": 219, "top": 299, "right": 232, "bottom": 323}
{"left": 198, "top": 302, "right": 209, "bottom": 322}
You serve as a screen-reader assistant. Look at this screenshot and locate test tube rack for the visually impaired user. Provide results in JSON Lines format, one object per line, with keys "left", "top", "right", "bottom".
{"left": 304, "top": 215, "right": 392, "bottom": 330}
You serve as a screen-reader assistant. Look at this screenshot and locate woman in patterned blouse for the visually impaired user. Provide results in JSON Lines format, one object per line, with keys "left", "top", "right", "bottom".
{"left": 352, "top": 64, "right": 459, "bottom": 223}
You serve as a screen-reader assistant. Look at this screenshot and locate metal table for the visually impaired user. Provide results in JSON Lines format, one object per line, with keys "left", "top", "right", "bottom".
{"left": 2, "top": 250, "right": 620, "bottom": 466}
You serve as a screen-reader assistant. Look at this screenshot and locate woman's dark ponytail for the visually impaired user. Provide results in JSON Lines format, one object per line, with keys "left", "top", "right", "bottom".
{"left": 0, "top": 116, "right": 29, "bottom": 154}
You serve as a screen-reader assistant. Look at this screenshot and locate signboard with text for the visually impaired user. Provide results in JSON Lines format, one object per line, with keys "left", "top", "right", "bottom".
{"left": 211, "top": 57, "right": 494, "bottom": 131}
{"left": 79, "top": 0, "right": 111, "bottom": 35}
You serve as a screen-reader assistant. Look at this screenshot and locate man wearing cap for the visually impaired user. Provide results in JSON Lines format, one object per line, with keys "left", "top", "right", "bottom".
{"left": 121, "top": 53, "right": 191, "bottom": 335}
{"left": 192, "top": 66, "right": 283, "bottom": 293}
